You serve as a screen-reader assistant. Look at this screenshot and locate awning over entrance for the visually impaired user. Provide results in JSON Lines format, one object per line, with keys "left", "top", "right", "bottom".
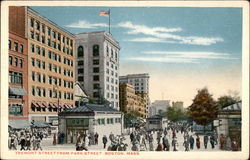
{"left": 9, "top": 120, "right": 31, "bottom": 129}
{"left": 9, "top": 86, "right": 26, "bottom": 96}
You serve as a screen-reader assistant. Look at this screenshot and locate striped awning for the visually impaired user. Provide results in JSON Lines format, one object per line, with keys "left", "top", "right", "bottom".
{"left": 41, "top": 102, "right": 47, "bottom": 108}
{"left": 49, "top": 102, "right": 56, "bottom": 108}
{"left": 32, "top": 101, "right": 39, "bottom": 108}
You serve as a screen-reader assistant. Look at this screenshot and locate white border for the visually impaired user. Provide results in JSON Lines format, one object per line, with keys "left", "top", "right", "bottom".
{"left": 1, "top": 1, "right": 249, "bottom": 160}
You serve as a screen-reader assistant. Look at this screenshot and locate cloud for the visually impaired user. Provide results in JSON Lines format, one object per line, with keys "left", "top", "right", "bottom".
{"left": 65, "top": 20, "right": 108, "bottom": 29}
{"left": 118, "top": 21, "right": 223, "bottom": 45}
{"left": 126, "top": 51, "right": 238, "bottom": 63}
{"left": 126, "top": 37, "right": 176, "bottom": 43}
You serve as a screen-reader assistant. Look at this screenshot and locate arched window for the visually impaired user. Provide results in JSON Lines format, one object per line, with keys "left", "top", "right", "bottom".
{"left": 93, "top": 45, "right": 99, "bottom": 56}
{"left": 77, "top": 46, "right": 84, "bottom": 58}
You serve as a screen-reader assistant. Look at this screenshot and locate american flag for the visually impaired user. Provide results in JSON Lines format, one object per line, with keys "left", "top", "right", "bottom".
{"left": 99, "top": 11, "right": 109, "bottom": 16}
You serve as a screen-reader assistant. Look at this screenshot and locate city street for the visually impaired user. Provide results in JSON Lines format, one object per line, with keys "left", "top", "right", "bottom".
{"left": 37, "top": 131, "right": 221, "bottom": 152}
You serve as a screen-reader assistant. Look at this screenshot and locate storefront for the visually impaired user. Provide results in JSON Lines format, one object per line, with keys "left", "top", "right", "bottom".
{"left": 58, "top": 103, "right": 123, "bottom": 144}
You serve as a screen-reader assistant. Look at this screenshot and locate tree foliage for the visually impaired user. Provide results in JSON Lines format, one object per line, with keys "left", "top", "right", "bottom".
{"left": 217, "top": 95, "right": 237, "bottom": 109}
{"left": 162, "top": 107, "right": 187, "bottom": 122}
{"left": 124, "top": 110, "right": 141, "bottom": 127}
{"left": 188, "top": 88, "right": 218, "bottom": 126}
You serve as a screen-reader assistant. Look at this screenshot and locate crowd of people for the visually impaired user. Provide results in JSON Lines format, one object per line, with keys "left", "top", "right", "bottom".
{"left": 8, "top": 128, "right": 49, "bottom": 150}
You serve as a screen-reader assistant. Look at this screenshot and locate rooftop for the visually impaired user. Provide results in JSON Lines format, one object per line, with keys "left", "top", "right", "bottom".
{"left": 219, "top": 101, "right": 241, "bottom": 112}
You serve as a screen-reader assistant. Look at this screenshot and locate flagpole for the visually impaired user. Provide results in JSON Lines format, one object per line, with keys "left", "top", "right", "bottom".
{"left": 109, "top": 9, "right": 111, "bottom": 34}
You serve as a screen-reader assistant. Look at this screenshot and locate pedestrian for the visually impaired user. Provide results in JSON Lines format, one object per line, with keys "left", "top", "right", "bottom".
{"left": 183, "top": 138, "right": 189, "bottom": 151}
{"left": 203, "top": 134, "right": 208, "bottom": 149}
{"left": 225, "top": 136, "right": 232, "bottom": 151}
{"left": 162, "top": 135, "right": 170, "bottom": 151}
{"left": 231, "top": 138, "right": 239, "bottom": 151}
{"left": 210, "top": 135, "right": 215, "bottom": 149}
{"left": 36, "top": 136, "right": 42, "bottom": 151}
{"left": 196, "top": 134, "right": 200, "bottom": 149}
{"left": 61, "top": 132, "right": 65, "bottom": 144}
{"left": 219, "top": 134, "right": 226, "bottom": 150}
{"left": 19, "top": 135, "right": 26, "bottom": 150}
{"left": 149, "top": 133, "right": 154, "bottom": 151}
{"left": 155, "top": 139, "right": 163, "bottom": 151}
{"left": 102, "top": 135, "right": 108, "bottom": 149}
{"left": 172, "top": 137, "right": 178, "bottom": 151}
{"left": 53, "top": 133, "right": 57, "bottom": 145}
{"left": 130, "top": 132, "right": 134, "bottom": 143}
{"left": 9, "top": 134, "right": 17, "bottom": 150}
{"left": 94, "top": 132, "right": 99, "bottom": 145}
{"left": 189, "top": 135, "right": 194, "bottom": 150}
{"left": 26, "top": 134, "right": 32, "bottom": 150}
{"left": 109, "top": 132, "right": 115, "bottom": 143}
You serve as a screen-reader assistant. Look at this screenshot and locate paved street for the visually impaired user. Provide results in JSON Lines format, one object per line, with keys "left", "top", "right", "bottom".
{"left": 37, "top": 131, "right": 221, "bottom": 152}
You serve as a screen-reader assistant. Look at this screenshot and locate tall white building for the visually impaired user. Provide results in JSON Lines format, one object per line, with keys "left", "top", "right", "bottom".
{"left": 119, "top": 73, "right": 150, "bottom": 117}
{"left": 119, "top": 73, "right": 150, "bottom": 94}
{"left": 75, "top": 32, "right": 120, "bottom": 110}
{"left": 148, "top": 100, "right": 171, "bottom": 117}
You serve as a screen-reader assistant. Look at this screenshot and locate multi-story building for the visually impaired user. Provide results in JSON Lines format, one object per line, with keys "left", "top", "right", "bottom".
{"left": 75, "top": 31, "right": 120, "bottom": 110}
{"left": 148, "top": 100, "right": 171, "bottom": 117}
{"left": 172, "top": 101, "right": 184, "bottom": 111}
{"left": 119, "top": 73, "right": 150, "bottom": 117}
{"left": 26, "top": 7, "right": 75, "bottom": 123}
{"left": 9, "top": 7, "right": 29, "bottom": 121}
{"left": 119, "top": 83, "right": 146, "bottom": 118}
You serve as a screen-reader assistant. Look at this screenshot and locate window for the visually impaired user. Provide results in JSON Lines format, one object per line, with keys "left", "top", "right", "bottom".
{"left": 78, "top": 76, "right": 84, "bottom": 81}
{"left": 106, "top": 61, "right": 109, "bottom": 66}
{"left": 42, "top": 48, "right": 45, "bottom": 56}
{"left": 93, "top": 92, "right": 99, "bottom": 98}
{"left": 106, "top": 84, "right": 109, "bottom": 90}
{"left": 93, "top": 45, "right": 99, "bottom": 56}
{"left": 78, "top": 60, "right": 84, "bottom": 66}
{"left": 49, "top": 63, "right": 52, "bottom": 71}
{"left": 93, "top": 75, "right": 99, "bottom": 81}
{"left": 58, "top": 33, "right": 61, "bottom": 41}
{"left": 93, "top": 59, "right": 99, "bottom": 65}
{"left": 58, "top": 44, "right": 61, "bottom": 51}
{"left": 49, "top": 90, "right": 52, "bottom": 98}
{"left": 48, "top": 51, "right": 51, "bottom": 59}
{"left": 36, "top": 21, "right": 40, "bottom": 30}
{"left": 78, "top": 68, "right": 84, "bottom": 74}
{"left": 32, "top": 86, "right": 35, "bottom": 96}
{"left": 106, "top": 46, "right": 109, "bottom": 56}
{"left": 9, "top": 56, "right": 12, "bottom": 65}
{"left": 106, "top": 68, "right": 109, "bottom": 74}
{"left": 9, "top": 40, "right": 11, "bottom": 50}
{"left": 70, "top": 40, "right": 73, "bottom": 47}
{"left": 37, "top": 73, "right": 41, "bottom": 82}
{"left": 47, "top": 27, "right": 51, "bottom": 35}
{"left": 115, "top": 52, "right": 118, "bottom": 61}
{"left": 36, "top": 33, "right": 40, "bottom": 41}
{"left": 106, "top": 92, "right": 110, "bottom": 98}
{"left": 58, "top": 55, "right": 61, "bottom": 62}
{"left": 59, "top": 91, "right": 61, "bottom": 99}
{"left": 14, "top": 42, "right": 18, "bottom": 51}
{"left": 30, "top": 18, "right": 34, "bottom": 27}
{"left": 42, "top": 24, "right": 45, "bottom": 33}
{"left": 111, "top": 49, "right": 114, "bottom": 58}
{"left": 9, "top": 104, "right": 23, "bottom": 116}
{"left": 36, "top": 59, "right": 41, "bottom": 68}
{"left": 58, "top": 78, "right": 61, "bottom": 86}
{"left": 37, "top": 87, "right": 41, "bottom": 96}
{"left": 9, "top": 71, "right": 23, "bottom": 84}
{"left": 32, "top": 72, "right": 35, "bottom": 81}
{"left": 14, "top": 57, "right": 18, "bottom": 66}
{"left": 20, "top": 44, "right": 24, "bottom": 53}
{"left": 49, "top": 76, "right": 52, "bottom": 84}
{"left": 93, "top": 83, "right": 100, "bottom": 89}
{"left": 106, "top": 76, "right": 109, "bottom": 82}
{"left": 58, "top": 67, "right": 61, "bottom": 74}
{"left": 93, "top": 67, "right": 99, "bottom": 73}
{"left": 36, "top": 46, "right": 40, "bottom": 55}
{"left": 41, "top": 36, "right": 45, "bottom": 44}
{"left": 42, "top": 74, "right": 46, "bottom": 83}
{"left": 19, "top": 59, "right": 23, "bottom": 68}
{"left": 48, "top": 39, "right": 51, "bottom": 46}
{"left": 31, "top": 44, "right": 35, "bottom": 53}
{"left": 30, "top": 31, "right": 34, "bottom": 39}
{"left": 66, "top": 38, "right": 69, "bottom": 45}
{"left": 52, "top": 31, "right": 56, "bottom": 39}
{"left": 42, "top": 88, "right": 46, "bottom": 97}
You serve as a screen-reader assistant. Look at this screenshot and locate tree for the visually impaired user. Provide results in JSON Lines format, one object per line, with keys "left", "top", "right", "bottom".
{"left": 217, "top": 95, "right": 237, "bottom": 109}
{"left": 123, "top": 110, "right": 141, "bottom": 128}
{"left": 188, "top": 88, "right": 218, "bottom": 128}
{"left": 162, "top": 107, "right": 187, "bottom": 122}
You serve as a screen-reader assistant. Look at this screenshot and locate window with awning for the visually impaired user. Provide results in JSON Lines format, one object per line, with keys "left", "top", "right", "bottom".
{"left": 9, "top": 86, "right": 26, "bottom": 96}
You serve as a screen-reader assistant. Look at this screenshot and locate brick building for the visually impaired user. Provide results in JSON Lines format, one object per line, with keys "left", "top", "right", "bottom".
{"left": 9, "top": 6, "right": 28, "bottom": 120}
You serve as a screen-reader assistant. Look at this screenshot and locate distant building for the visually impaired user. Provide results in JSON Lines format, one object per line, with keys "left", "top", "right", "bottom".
{"left": 75, "top": 32, "right": 120, "bottom": 110}
{"left": 145, "top": 115, "right": 168, "bottom": 131}
{"left": 119, "top": 83, "right": 147, "bottom": 118}
{"left": 148, "top": 100, "right": 171, "bottom": 117}
{"left": 58, "top": 104, "right": 123, "bottom": 144}
{"left": 119, "top": 73, "right": 150, "bottom": 117}
{"left": 172, "top": 101, "right": 184, "bottom": 111}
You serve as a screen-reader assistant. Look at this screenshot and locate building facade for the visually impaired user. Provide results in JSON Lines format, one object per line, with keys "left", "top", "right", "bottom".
{"left": 75, "top": 32, "right": 120, "bottom": 110}
{"left": 119, "top": 83, "right": 147, "bottom": 118}
{"left": 148, "top": 100, "right": 171, "bottom": 117}
{"left": 119, "top": 73, "right": 150, "bottom": 117}
{"left": 26, "top": 7, "right": 75, "bottom": 123}
{"left": 172, "top": 101, "right": 184, "bottom": 111}
{"left": 9, "top": 6, "right": 28, "bottom": 120}
{"left": 58, "top": 104, "right": 123, "bottom": 144}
